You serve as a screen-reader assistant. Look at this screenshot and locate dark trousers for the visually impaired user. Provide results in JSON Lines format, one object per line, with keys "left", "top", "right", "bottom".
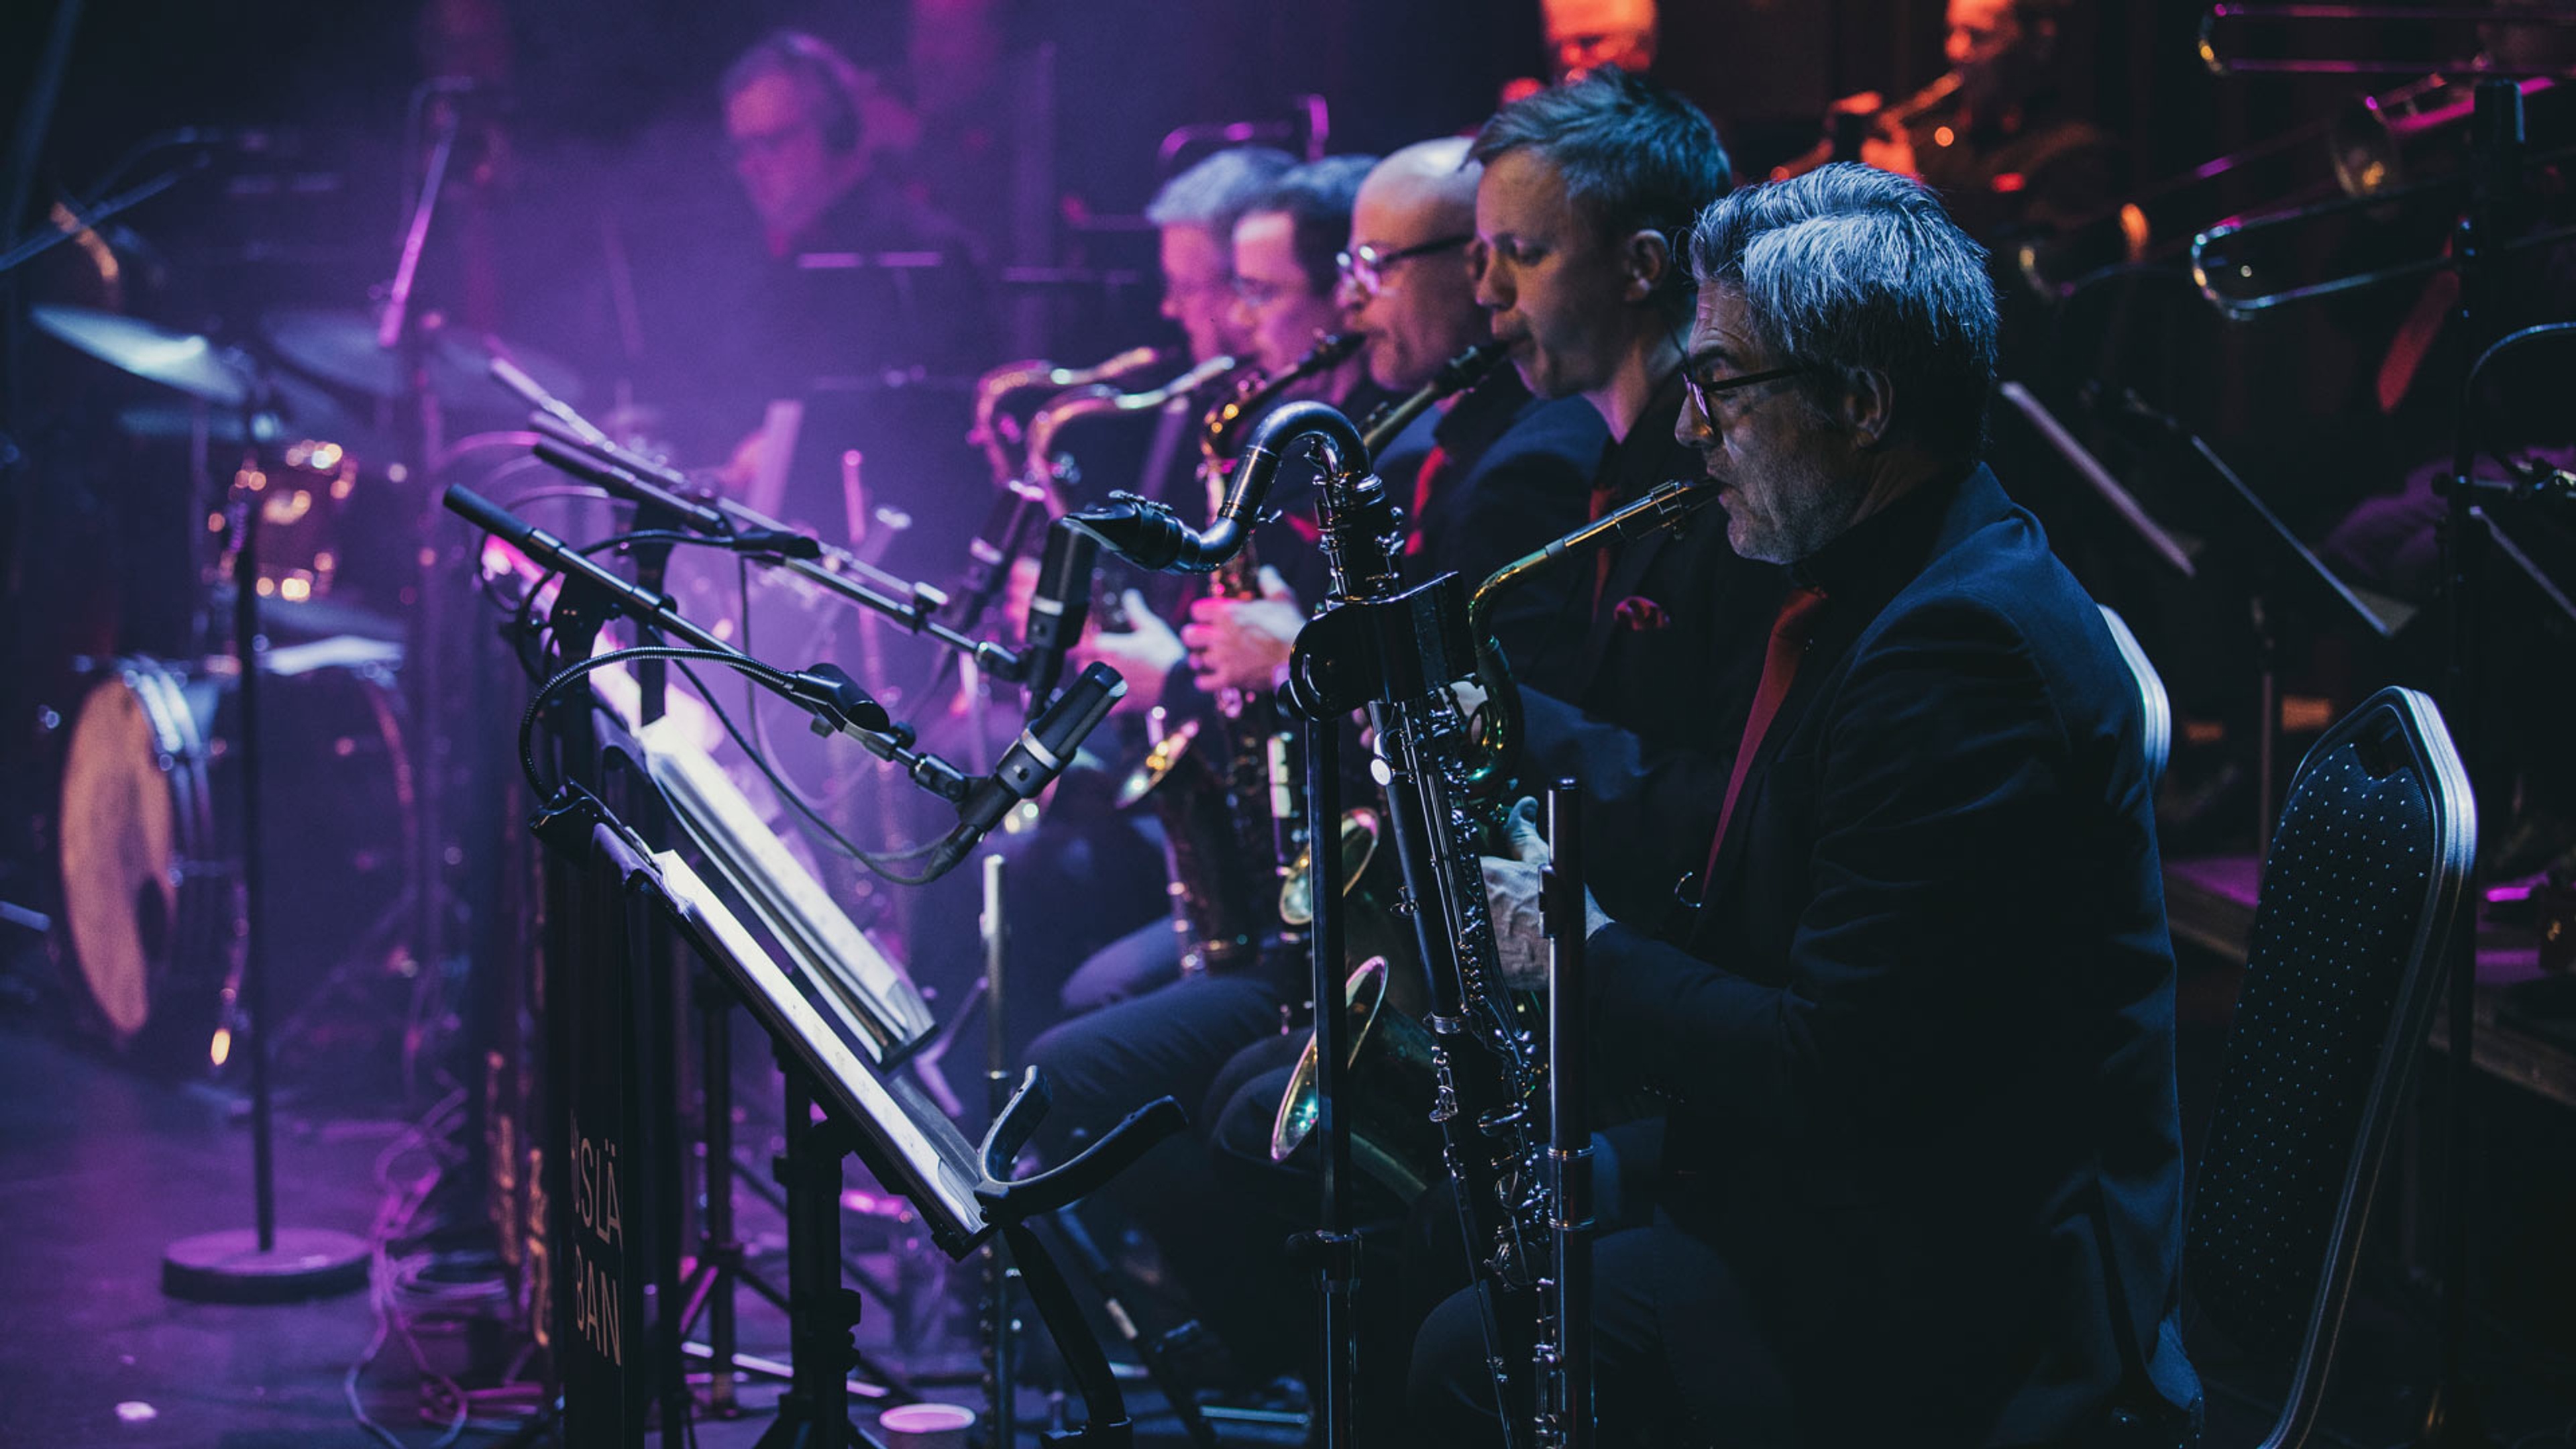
{"left": 1058, "top": 917, "right": 1185, "bottom": 1014}
{"left": 1025, "top": 967, "right": 1309, "bottom": 1372}
{"left": 1407, "top": 1210, "right": 1791, "bottom": 1448}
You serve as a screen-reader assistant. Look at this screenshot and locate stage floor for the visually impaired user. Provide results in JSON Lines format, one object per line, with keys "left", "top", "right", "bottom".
{"left": 3, "top": 991, "right": 2571, "bottom": 1448}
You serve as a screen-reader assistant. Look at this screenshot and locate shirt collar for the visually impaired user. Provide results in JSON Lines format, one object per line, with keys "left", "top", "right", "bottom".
{"left": 1788, "top": 462, "right": 1978, "bottom": 599}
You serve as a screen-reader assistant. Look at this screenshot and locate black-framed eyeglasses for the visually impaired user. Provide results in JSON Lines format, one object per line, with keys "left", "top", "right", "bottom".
{"left": 1680, "top": 362, "right": 1809, "bottom": 419}
{"left": 1335, "top": 232, "right": 1476, "bottom": 297}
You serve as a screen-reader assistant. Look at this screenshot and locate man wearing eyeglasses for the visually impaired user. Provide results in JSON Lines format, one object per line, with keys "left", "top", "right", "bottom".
{"left": 1338, "top": 138, "right": 1604, "bottom": 668}
{"left": 1422, "top": 164, "right": 2200, "bottom": 1449}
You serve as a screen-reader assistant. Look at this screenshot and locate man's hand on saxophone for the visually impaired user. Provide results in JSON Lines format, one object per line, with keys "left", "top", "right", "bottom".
{"left": 1073, "top": 588, "right": 1184, "bottom": 716}
{"left": 1481, "top": 796, "right": 1607, "bottom": 990}
{"left": 1179, "top": 564, "right": 1303, "bottom": 694}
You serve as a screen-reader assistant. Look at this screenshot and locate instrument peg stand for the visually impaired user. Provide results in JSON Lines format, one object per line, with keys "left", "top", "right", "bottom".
{"left": 163, "top": 480, "right": 368, "bottom": 1303}
{"left": 973, "top": 1069, "right": 1189, "bottom": 1449}
{"left": 1537, "top": 781, "right": 1593, "bottom": 1449}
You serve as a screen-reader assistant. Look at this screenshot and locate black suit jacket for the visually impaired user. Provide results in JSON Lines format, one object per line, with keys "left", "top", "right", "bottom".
{"left": 1513, "top": 372, "right": 1784, "bottom": 923}
{"left": 1590, "top": 466, "right": 2196, "bottom": 1445}
{"left": 1406, "top": 370, "right": 1601, "bottom": 681}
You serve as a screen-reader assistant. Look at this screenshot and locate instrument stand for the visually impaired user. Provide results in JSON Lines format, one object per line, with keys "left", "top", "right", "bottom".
{"left": 1536, "top": 782, "right": 1593, "bottom": 1449}
{"left": 163, "top": 483, "right": 369, "bottom": 1303}
{"left": 973, "top": 1069, "right": 1190, "bottom": 1449}
{"left": 981, "top": 856, "right": 1019, "bottom": 1448}
{"left": 1285, "top": 713, "right": 1359, "bottom": 1449}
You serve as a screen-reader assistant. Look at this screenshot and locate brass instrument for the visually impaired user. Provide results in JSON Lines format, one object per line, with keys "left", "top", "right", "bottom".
{"left": 2192, "top": 77, "right": 2576, "bottom": 318}
{"left": 969, "top": 345, "right": 1172, "bottom": 487}
{"left": 2021, "top": 71, "right": 2570, "bottom": 297}
{"left": 2198, "top": 4, "right": 2576, "bottom": 78}
{"left": 1020, "top": 353, "right": 1242, "bottom": 513}
{"left": 1270, "top": 477, "right": 1723, "bottom": 1201}
{"left": 1114, "top": 333, "right": 1362, "bottom": 977}
{"left": 1358, "top": 339, "right": 1511, "bottom": 460}
{"left": 1769, "top": 70, "right": 1966, "bottom": 182}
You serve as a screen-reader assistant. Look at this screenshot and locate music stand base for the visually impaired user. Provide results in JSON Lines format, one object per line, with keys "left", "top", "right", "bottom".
{"left": 162, "top": 1227, "right": 369, "bottom": 1303}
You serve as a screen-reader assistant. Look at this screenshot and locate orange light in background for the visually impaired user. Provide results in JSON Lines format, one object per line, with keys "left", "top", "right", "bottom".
{"left": 210, "top": 1026, "right": 231, "bottom": 1068}
{"left": 2118, "top": 203, "right": 2152, "bottom": 262}
{"left": 1933, "top": 125, "right": 1957, "bottom": 148}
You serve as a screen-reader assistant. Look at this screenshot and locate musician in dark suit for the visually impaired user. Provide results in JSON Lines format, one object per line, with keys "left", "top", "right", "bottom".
{"left": 1022, "top": 136, "right": 1609, "bottom": 1385}
{"left": 1415, "top": 164, "right": 2201, "bottom": 1447}
{"left": 1466, "top": 68, "right": 1786, "bottom": 926}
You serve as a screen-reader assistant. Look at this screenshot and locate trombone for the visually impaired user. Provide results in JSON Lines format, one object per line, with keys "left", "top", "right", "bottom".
{"left": 2200, "top": 5, "right": 2576, "bottom": 77}
{"left": 2190, "top": 78, "right": 2576, "bottom": 317}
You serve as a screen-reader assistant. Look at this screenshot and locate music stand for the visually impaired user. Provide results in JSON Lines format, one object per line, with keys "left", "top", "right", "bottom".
{"left": 637, "top": 718, "right": 941, "bottom": 1415}
{"left": 2108, "top": 400, "right": 2411, "bottom": 853}
{"left": 619, "top": 814, "right": 1182, "bottom": 1448}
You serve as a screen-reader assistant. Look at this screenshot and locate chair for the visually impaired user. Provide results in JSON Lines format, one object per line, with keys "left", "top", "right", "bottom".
{"left": 2184, "top": 686, "right": 2476, "bottom": 1448}
{"left": 2099, "top": 604, "right": 2171, "bottom": 784}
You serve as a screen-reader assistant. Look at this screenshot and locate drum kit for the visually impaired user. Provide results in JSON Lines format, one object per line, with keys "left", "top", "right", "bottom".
{"left": 30, "top": 297, "right": 580, "bottom": 1073}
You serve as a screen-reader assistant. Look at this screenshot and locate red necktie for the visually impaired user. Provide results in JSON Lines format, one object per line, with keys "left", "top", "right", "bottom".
{"left": 1405, "top": 445, "right": 1450, "bottom": 557}
{"left": 1700, "top": 586, "right": 1829, "bottom": 897}
{"left": 1589, "top": 483, "right": 1619, "bottom": 609}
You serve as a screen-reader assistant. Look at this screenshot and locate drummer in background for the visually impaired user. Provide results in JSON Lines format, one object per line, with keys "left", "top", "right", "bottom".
{"left": 707, "top": 29, "right": 994, "bottom": 551}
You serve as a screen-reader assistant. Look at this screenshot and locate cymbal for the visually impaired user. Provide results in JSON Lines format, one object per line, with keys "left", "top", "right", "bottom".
{"left": 32, "top": 305, "right": 258, "bottom": 407}
{"left": 262, "top": 308, "right": 582, "bottom": 411}
{"left": 113, "top": 371, "right": 366, "bottom": 448}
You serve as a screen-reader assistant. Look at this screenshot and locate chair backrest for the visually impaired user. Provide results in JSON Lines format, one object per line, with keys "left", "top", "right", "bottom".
{"left": 2184, "top": 686, "right": 2474, "bottom": 1448}
{"left": 2098, "top": 604, "right": 2171, "bottom": 785}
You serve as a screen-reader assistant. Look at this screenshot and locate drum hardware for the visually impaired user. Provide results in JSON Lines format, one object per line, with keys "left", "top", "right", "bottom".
{"left": 261, "top": 306, "right": 583, "bottom": 415}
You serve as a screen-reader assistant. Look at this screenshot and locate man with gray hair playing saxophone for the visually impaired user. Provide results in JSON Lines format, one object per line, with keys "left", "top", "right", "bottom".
{"left": 1417, "top": 163, "right": 2201, "bottom": 1448}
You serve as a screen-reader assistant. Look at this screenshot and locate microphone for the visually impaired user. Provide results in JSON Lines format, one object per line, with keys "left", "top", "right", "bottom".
{"left": 491, "top": 356, "right": 611, "bottom": 447}
{"left": 442, "top": 484, "right": 887, "bottom": 734}
{"left": 530, "top": 437, "right": 735, "bottom": 537}
{"left": 1020, "top": 517, "right": 1099, "bottom": 704}
{"left": 918, "top": 663, "right": 1126, "bottom": 879}
{"left": 944, "top": 479, "right": 1051, "bottom": 631}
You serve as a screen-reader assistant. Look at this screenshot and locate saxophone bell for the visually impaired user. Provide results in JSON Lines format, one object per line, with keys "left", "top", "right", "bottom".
{"left": 971, "top": 345, "right": 1176, "bottom": 484}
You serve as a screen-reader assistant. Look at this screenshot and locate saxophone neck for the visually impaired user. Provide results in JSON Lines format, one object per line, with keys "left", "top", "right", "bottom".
{"left": 1360, "top": 339, "right": 1510, "bottom": 461}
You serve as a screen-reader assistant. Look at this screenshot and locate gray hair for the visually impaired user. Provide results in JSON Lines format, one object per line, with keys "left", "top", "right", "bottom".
{"left": 1686, "top": 164, "right": 1998, "bottom": 462}
{"left": 1145, "top": 146, "right": 1299, "bottom": 239}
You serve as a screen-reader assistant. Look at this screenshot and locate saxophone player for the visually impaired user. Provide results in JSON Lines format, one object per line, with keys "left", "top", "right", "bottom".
{"left": 1419, "top": 165, "right": 2200, "bottom": 1448}
{"left": 1025, "top": 135, "right": 1617, "bottom": 1391}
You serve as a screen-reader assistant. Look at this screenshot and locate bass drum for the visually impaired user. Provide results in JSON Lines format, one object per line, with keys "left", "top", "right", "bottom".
{"left": 56, "top": 645, "right": 415, "bottom": 1069}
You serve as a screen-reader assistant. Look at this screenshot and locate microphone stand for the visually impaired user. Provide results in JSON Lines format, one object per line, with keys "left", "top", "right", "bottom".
{"left": 519, "top": 415, "right": 1038, "bottom": 687}
{"left": 2417, "top": 76, "right": 2524, "bottom": 1449}
{"left": 161, "top": 466, "right": 370, "bottom": 1301}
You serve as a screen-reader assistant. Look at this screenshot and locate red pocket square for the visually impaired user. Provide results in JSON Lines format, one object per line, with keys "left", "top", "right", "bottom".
{"left": 1611, "top": 596, "right": 1669, "bottom": 632}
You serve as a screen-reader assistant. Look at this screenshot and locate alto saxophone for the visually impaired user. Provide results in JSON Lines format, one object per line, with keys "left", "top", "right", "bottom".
{"left": 1115, "top": 332, "right": 1363, "bottom": 976}
{"left": 969, "top": 345, "right": 1175, "bottom": 489}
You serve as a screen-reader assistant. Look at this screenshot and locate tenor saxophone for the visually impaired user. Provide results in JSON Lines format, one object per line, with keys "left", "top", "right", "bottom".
{"left": 1113, "top": 332, "right": 1362, "bottom": 977}
{"left": 969, "top": 344, "right": 1175, "bottom": 488}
